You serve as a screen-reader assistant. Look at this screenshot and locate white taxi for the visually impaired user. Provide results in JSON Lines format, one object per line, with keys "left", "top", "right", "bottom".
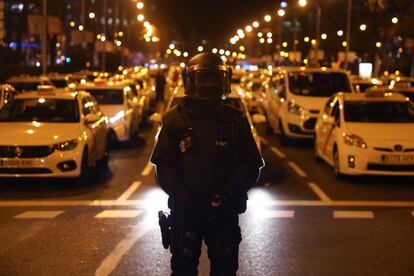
{"left": 77, "top": 80, "right": 142, "bottom": 143}
{"left": 315, "top": 90, "right": 414, "bottom": 178}
{"left": 0, "top": 87, "right": 109, "bottom": 180}
{"left": 264, "top": 67, "right": 353, "bottom": 144}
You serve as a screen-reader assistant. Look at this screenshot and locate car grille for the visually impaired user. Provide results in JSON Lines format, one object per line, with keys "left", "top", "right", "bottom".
{"left": 367, "top": 164, "right": 414, "bottom": 172}
{"left": 0, "top": 146, "right": 54, "bottom": 158}
{"left": 303, "top": 118, "right": 317, "bottom": 130}
{"left": 374, "top": 147, "right": 414, "bottom": 153}
{"left": 0, "top": 168, "right": 52, "bottom": 174}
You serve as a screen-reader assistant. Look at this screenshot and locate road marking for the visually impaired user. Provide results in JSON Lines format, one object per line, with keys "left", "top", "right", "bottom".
{"left": 14, "top": 210, "right": 64, "bottom": 219}
{"left": 260, "top": 210, "right": 295, "bottom": 218}
{"left": 141, "top": 162, "right": 154, "bottom": 176}
{"left": 333, "top": 210, "right": 375, "bottom": 219}
{"left": 259, "top": 137, "right": 269, "bottom": 146}
{"left": 116, "top": 181, "right": 141, "bottom": 202}
{"left": 287, "top": 161, "right": 307, "bottom": 177}
{"left": 95, "top": 210, "right": 143, "bottom": 218}
{"left": 270, "top": 146, "right": 286, "bottom": 158}
{"left": 95, "top": 215, "right": 154, "bottom": 276}
{"left": 308, "top": 182, "right": 332, "bottom": 203}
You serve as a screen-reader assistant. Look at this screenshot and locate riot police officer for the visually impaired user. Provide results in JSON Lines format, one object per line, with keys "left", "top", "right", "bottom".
{"left": 151, "top": 52, "right": 264, "bottom": 276}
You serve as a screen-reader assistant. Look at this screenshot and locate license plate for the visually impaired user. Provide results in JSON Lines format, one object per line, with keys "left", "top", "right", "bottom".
{"left": 0, "top": 159, "right": 34, "bottom": 167}
{"left": 382, "top": 155, "right": 414, "bottom": 164}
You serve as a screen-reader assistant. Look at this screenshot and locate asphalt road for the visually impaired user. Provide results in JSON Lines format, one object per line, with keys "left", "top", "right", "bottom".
{"left": 0, "top": 109, "right": 414, "bottom": 276}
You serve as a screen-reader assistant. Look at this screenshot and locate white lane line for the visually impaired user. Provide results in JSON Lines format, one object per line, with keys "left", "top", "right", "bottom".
{"left": 308, "top": 182, "right": 332, "bottom": 203}
{"left": 287, "top": 161, "right": 307, "bottom": 177}
{"left": 333, "top": 210, "right": 375, "bottom": 219}
{"left": 270, "top": 146, "right": 286, "bottom": 158}
{"left": 260, "top": 210, "right": 295, "bottom": 218}
{"left": 95, "top": 210, "right": 142, "bottom": 218}
{"left": 95, "top": 215, "right": 154, "bottom": 276}
{"left": 116, "top": 181, "right": 141, "bottom": 202}
{"left": 259, "top": 137, "right": 269, "bottom": 146}
{"left": 141, "top": 162, "right": 154, "bottom": 176}
{"left": 14, "top": 210, "right": 65, "bottom": 219}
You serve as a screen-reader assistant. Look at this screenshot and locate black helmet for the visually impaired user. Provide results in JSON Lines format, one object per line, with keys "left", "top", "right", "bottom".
{"left": 182, "top": 52, "right": 233, "bottom": 100}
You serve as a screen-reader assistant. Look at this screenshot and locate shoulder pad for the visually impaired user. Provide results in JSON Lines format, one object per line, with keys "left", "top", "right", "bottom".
{"left": 161, "top": 106, "right": 188, "bottom": 131}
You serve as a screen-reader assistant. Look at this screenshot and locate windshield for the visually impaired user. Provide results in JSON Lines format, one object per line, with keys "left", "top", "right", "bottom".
{"left": 344, "top": 101, "right": 414, "bottom": 123}
{"left": 10, "top": 82, "right": 41, "bottom": 92}
{"left": 397, "top": 91, "right": 414, "bottom": 102}
{"left": 50, "top": 79, "right": 68, "bottom": 88}
{"left": 86, "top": 89, "right": 124, "bottom": 105}
{"left": 288, "top": 72, "right": 351, "bottom": 97}
{"left": 0, "top": 99, "right": 79, "bottom": 122}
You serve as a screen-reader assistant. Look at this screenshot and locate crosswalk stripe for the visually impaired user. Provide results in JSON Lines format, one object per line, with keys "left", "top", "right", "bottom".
{"left": 14, "top": 210, "right": 65, "bottom": 219}
{"left": 333, "top": 210, "right": 374, "bottom": 219}
{"left": 95, "top": 210, "right": 143, "bottom": 218}
{"left": 260, "top": 210, "right": 295, "bottom": 218}
{"left": 116, "top": 181, "right": 141, "bottom": 202}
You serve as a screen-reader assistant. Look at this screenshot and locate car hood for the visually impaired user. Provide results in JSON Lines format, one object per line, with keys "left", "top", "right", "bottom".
{"left": 0, "top": 122, "right": 82, "bottom": 145}
{"left": 345, "top": 123, "right": 414, "bottom": 141}
{"left": 289, "top": 95, "right": 330, "bottom": 112}
{"left": 99, "top": 105, "right": 125, "bottom": 118}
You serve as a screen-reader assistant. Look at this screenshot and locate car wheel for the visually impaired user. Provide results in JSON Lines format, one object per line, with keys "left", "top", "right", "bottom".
{"left": 314, "top": 137, "right": 322, "bottom": 162}
{"left": 96, "top": 141, "right": 110, "bottom": 168}
{"left": 279, "top": 120, "right": 290, "bottom": 146}
{"left": 333, "top": 147, "right": 344, "bottom": 179}
{"left": 76, "top": 149, "right": 89, "bottom": 184}
{"left": 265, "top": 114, "right": 274, "bottom": 135}
{"left": 108, "top": 129, "right": 118, "bottom": 146}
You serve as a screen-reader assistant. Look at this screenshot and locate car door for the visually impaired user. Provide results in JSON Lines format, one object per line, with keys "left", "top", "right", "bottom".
{"left": 317, "top": 95, "right": 337, "bottom": 158}
{"left": 322, "top": 99, "right": 341, "bottom": 160}
{"left": 87, "top": 96, "right": 107, "bottom": 157}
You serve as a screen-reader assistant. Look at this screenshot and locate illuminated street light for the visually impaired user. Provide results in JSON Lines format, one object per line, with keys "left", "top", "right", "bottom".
{"left": 311, "top": 39, "right": 317, "bottom": 45}
{"left": 137, "top": 2, "right": 144, "bottom": 9}
{"left": 78, "top": 25, "right": 84, "bottom": 31}
{"left": 230, "top": 38, "right": 236, "bottom": 44}
{"left": 376, "top": 42, "right": 382, "bottom": 48}
{"left": 143, "top": 21, "right": 151, "bottom": 28}
{"left": 299, "top": 0, "right": 307, "bottom": 7}
{"left": 137, "top": 14, "right": 145, "bottom": 21}
{"left": 239, "top": 33, "right": 245, "bottom": 39}
{"left": 282, "top": 42, "right": 288, "bottom": 47}
{"left": 183, "top": 52, "right": 189, "bottom": 57}
{"left": 101, "top": 35, "right": 106, "bottom": 42}
{"left": 89, "top": 12, "right": 95, "bottom": 19}
{"left": 257, "top": 32, "right": 263, "bottom": 38}
{"left": 237, "top": 29, "right": 244, "bottom": 37}
{"left": 321, "top": 33, "right": 327, "bottom": 40}
{"left": 225, "top": 50, "right": 231, "bottom": 56}
{"left": 219, "top": 49, "right": 225, "bottom": 55}
{"left": 359, "top": 24, "right": 367, "bottom": 31}
{"left": 70, "top": 21, "right": 76, "bottom": 27}
{"left": 304, "top": 36, "right": 310, "bottom": 42}
{"left": 267, "top": 32, "right": 273, "bottom": 38}
{"left": 252, "top": 21, "right": 260, "bottom": 28}
{"left": 277, "top": 9, "right": 285, "bottom": 17}
{"left": 392, "top": 17, "right": 398, "bottom": 24}
{"left": 239, "top": 45, "right": 245, "bottom": 52}
{"left": 169, "top": 43, "right": 175, "bottom": 50}
{"left": 337, "top": 30, "right": 344, "bottom": 36}
{"left": 342, "top": 41, "right": 347, "bottom": 47}
{"left": 245, "top": 25, "right": 253, "bottom": 33}
{"left": 259, "top": 38, "right": 265, "bottom": 44}
{"left": 212, "top": 48, "right": 218, "bottom": 54}
{"left": 281, "top": 1, "right": 288, "bottom": 8}
{"left": 264, "top": 15, "right": 272, "bottom": 22}
{"left": 198, "top": 46, "right": 204, "bottom": 52}
{"left": 116, "top": 40, "right": 122, "bottom": 46}
{"left": 118, "top": 31, "right": 124, "bottom": 37}
{"left": 267, "top": 38, "right": 273, "bottom": 44}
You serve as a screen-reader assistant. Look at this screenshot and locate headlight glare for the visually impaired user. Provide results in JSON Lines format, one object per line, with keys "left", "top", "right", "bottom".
{"left": 53, "top": 139, "right": 79, "bottom": 151}
{"left": 343, "top": 133, "right": 367, "bottom": 148}
{"left": 287, "top": 101, "right": 305, "bottom": 115}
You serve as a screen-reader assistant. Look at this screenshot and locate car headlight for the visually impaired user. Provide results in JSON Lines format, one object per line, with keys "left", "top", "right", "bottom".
{"left": 109, "top": 111, "right": 125, "bottom": 124}
{"left": 287, "top": 101, "right": 305, "bottom": 115}
{"left": 53, "top": 139, "right": 79, "bottom": 151}
{"left": 342, "top": 133, "right": 367, "bottom": 148}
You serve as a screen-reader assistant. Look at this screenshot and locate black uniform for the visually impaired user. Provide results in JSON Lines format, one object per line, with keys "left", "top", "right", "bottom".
{"left": 151, "top": 96, "right": 263, "bottom": 276}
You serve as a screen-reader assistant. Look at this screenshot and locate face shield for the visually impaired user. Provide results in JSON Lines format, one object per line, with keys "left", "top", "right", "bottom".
{"left": 186, "top": 69, "right": 231, "bottom": 100}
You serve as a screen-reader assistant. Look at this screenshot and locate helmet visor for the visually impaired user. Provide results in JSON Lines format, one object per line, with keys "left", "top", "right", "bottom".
{"left": 189, "top": 70, "right": 229, "bottom": 99}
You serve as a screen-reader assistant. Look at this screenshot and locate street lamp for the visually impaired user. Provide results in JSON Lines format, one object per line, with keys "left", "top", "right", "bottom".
{"left": 359, "top": 24, "right": 367, "bottom": 31}
{"left": 252, "top": 21, "right": 260, "bottom": 28}
{"left": 299, "top": 0, "right": 307, "bottom": 7}
{"left": 277, "top": 9, "right": 285, "bottom": 17}
{"left": 264, "top": 15, "right": 272, "bottom": 22}
{"left": 337, "top": 30, "right": 344, "bottom": 36}
{"left": 391, "top": 17, "right": 398, "bottom": 24}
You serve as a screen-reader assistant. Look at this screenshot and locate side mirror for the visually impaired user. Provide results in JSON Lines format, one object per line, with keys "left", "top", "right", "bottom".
{"left": 252, "top": 114, "right": 267, "bottom": 124}
{"left": 149, "top": 112, "right": 162, "bottom": 125}
{"left": 84, "top": 113, "right": 100, "bottom": 124}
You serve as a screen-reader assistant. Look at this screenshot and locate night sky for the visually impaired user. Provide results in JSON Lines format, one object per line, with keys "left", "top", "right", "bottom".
{"left": 149, "top": 0, "right": 278, "bottom": 46}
